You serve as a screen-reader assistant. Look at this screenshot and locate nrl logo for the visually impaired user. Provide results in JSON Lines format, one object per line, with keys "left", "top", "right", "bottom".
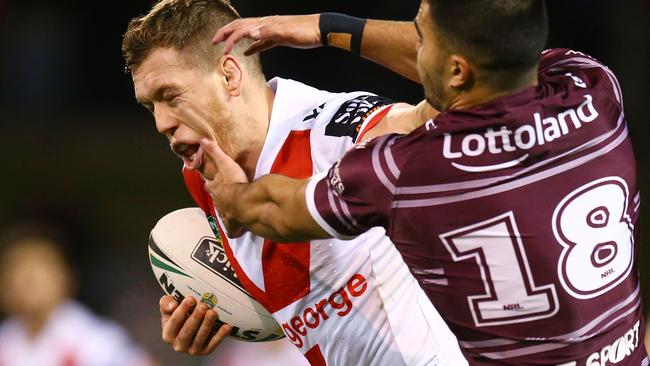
{"left": 201, "top": 293, "right": 218, "bottom": 309}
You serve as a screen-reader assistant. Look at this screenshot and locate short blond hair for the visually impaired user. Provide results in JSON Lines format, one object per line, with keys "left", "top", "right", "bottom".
{"left": 121, "top": 0, "right": 263, "bottom": 76}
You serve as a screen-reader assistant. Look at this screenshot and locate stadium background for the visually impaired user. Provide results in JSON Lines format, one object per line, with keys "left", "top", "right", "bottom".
{"left": 0, "top": 0, "right": 648, "bottom": 364}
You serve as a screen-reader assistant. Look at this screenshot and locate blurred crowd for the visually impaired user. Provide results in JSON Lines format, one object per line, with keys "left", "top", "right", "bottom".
{"left": 0, "top": 223, "right": 306, "bottom": 365}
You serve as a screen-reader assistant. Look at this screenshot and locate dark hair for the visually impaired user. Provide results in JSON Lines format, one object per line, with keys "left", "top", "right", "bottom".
{"left": 428, "top": 0, "right": 548, "bottom": 71}
{"left": 0, "top": 222, "right": 69, "bottom": 262}
{"left": 122, "top": 0, "right": 263, "bottom": 75}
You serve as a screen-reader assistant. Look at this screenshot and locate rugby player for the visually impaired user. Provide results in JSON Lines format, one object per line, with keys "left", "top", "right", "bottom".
{"left": 205, "top": 0, "right": 648, "bottom": 364}
{"left": 122, "top": 0, "right": 467, "bottom": 365}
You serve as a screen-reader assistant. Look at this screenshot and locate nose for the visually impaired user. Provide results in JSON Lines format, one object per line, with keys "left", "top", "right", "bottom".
{"left": 153, "top": 104, "right": 178, "bottom": 137}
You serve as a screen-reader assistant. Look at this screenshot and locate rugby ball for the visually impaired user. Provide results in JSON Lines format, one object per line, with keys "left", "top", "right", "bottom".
{"left": 148, "top": 207, "right": 284, "bottom": 342}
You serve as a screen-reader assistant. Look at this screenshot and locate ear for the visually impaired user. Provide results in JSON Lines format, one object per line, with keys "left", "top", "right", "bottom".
{"left": 219, "top": 55, "right": 244, "bottom": 98}
{"left": 448, "top": 54, "right": 472, "bottom": 89}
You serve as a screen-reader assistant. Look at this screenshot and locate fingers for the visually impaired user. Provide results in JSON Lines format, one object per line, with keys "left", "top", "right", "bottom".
{"left": 161, "top": 296, "right": 197, "bottom": 345}
{"left": 212, "top": 18, "right": 247, "bottom": 44}
{"left": 222, "top": 24, "right": 260, "bottom": 54}
{"left": 199, "top": 137, "right": 249, "bottom": 187}
{"left": 161, "top": 296, "right": 231, "bottom": 356}
{"left": 203, "top": 320, "right": 233, "bottom": 355}
{"left": 189, "top": 308, "right": 219, "bottom": 354}
{"left": 160, "top": 295, "right": 178, "bottom": 316}
{"left": 200, "top": 138, "right": 228, "bottom": 165}
{"left": 213, "top": 18, "right": 280, "bottom": 55}
{"left": 215, "top": 18, "right": 265, "bottom": 54}
{"left": 190, "top": 309, "right": 232, "bottom": 355}
{"left": 198, "top": 138, "right": 222, "bottom": 181}
{"left": 175, "top": 302, "right": 209, "bottom": 352}
{"left": 245, "top": 39, "right": 276, "bottom": 56}
{"left": 214, "top": 15, "right": 322, "bottom": 56}
{"left": 163, "top": 297, "right": 228, "bottom": 355}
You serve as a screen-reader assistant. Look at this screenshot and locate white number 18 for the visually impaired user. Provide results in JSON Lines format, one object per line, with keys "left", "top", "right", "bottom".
{"left": 440, "top": 176, "right": 634, "bottom": 326}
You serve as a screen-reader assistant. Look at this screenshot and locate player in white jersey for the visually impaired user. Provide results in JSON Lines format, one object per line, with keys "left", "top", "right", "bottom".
{"left": 182, "top": 77, "right": 466, "bottom": 365}
{"left": 0, "top": 227, "right": 151, "bottom": 366}
{"left": 122, "top": 1, "right": 467, "bottom": 365}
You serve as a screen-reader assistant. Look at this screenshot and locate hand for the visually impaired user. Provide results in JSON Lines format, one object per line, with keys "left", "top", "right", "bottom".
{"left": 200, "top": 138, "right": 247, "bottom": 237}
{"left": 212, "top": 14, "right": 321, "bottom": 55}
{"left": 160, "top": 295, "right": 232, "bottom": 355}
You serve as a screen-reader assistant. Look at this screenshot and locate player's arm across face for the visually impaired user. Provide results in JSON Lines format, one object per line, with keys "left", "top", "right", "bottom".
{"left": 212, "top": 15, "right": 420, "bottom": 83}
{"left": 225, "top": 175, "right": 328, "bottom": 242}
{"left": 199, "top": 99, "right": 431, "bottom": 242}
{"left": 199, "top": 139, "right": 331, "bottom": 243}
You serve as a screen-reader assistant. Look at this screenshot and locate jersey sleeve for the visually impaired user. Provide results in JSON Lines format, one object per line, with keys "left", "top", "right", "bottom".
{"left": 539, "top": 48, "right": 624, "bottom": 108}
{"left": 320, "top": 94, "right": 394, "bottom": 141}
{"left": 309, "top": 93, "right": 395, "bottom": 175}
{"left": 305, "top": 133, "right": 405, "bottom": 239}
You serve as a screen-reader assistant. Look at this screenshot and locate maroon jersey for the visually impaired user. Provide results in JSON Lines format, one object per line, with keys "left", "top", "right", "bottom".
{"left": 306, "top": 49, "right": 646, "bottom": 365}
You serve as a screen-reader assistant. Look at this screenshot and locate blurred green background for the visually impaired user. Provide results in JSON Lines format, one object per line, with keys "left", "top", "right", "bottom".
{"left": 0, "top": 0, "right": 648, "bottom": 364}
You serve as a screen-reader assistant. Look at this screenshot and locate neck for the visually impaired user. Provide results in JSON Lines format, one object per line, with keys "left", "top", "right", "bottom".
{"left": 448, "top": 66, "right": 538, "bottom": 111}
{"left": 20, "top": 305, "right": 57, "bottom": 339}
{"left": 25, "top": 313, "right": 49, "bottom": 338}
{"left": 233, "top": 84, "right": 275, "bottom": 180}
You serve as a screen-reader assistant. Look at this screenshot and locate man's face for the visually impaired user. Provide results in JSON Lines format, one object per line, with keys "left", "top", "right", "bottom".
{"left": 0, "top": 241, "right": 71, "bottom": 318}
{"left": 132, "top": 47, "right": 234, "bottom": 174}
{"left": 415, "top": 0, "right": 449, "bottom": 111}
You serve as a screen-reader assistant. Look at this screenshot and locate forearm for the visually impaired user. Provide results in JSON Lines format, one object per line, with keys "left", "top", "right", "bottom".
{"left": 319, "top": 14, "right": 420, "bottom": 83}
{"left": 216, "top": 175, "right": 329, "bottom": 243}
{"left": 215, "top": 14, "right": 420, "bottom": 82}
{"left": 359, "top": 20, "right": 420, "bottom": 83}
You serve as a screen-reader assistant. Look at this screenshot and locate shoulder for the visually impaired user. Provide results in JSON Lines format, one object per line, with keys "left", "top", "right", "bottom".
{"left": 539, "top": 48, "right": 623, "bottom": 106}
{"left": 309, "top": 93, "right": 395, "bottom": 140}
{"left": 307, "top": 92, "right": 396, "bottom": 171}
{"left": 336, "top": 130, "right": 425, "bottom": 195}
{"left": 539, "top": 48, "right": 609, "bottom": 71}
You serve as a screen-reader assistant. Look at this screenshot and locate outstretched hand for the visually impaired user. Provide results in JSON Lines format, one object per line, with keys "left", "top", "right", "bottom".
{"left": 212, "top": 14, "right": 321, "bottom": 55}
{"left": 200, "top": 138, "right": 247, "bottom": 237}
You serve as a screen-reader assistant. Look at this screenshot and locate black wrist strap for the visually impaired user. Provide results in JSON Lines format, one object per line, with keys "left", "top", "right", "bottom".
{"left": 319, "top": 13, "right": 367, "bottom": 55}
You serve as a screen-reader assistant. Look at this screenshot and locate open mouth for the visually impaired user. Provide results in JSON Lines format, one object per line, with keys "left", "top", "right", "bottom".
{"left": 174, "top": 143, "right": 204, "bottom": 171}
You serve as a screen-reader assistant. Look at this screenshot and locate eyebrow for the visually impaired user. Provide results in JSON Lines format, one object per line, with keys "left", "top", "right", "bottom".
{"left": 136, "top": 83, "right": 178, "bottom": 107}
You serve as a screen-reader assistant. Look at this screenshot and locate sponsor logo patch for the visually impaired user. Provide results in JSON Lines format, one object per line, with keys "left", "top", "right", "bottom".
{"left": 328, "top": 161, "right": 345, "bottom": 196}
{"left": 191, "top": 236, "right": 247, "bottom": 295}
{"left": 281, "top": 273, "right": 368, "bottom": 348}
{"left": 442, "top": 94, "right": 599, "bottom": 172}
{"left": 325, "top": 95, "right": 393, "bottom": 139}
{"left": 585, "top": 320, "right": 641, "bottom": 366}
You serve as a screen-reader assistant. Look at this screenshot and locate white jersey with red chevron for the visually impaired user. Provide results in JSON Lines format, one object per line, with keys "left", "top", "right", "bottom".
{"left": 183, "top": 78, "right": 467, "bottom": 366}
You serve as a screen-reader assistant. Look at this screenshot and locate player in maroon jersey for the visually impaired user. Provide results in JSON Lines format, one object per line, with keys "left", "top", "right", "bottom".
{"left": 203, "top": 0, "right": 646, "bottom": 364}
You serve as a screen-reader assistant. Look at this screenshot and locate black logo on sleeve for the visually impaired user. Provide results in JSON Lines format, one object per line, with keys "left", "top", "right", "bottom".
{"left": 303, "top": 103, "right": 326, "bottom": 122}
{"left": 325, "top": 95, "right": 393, "bottom": 139}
